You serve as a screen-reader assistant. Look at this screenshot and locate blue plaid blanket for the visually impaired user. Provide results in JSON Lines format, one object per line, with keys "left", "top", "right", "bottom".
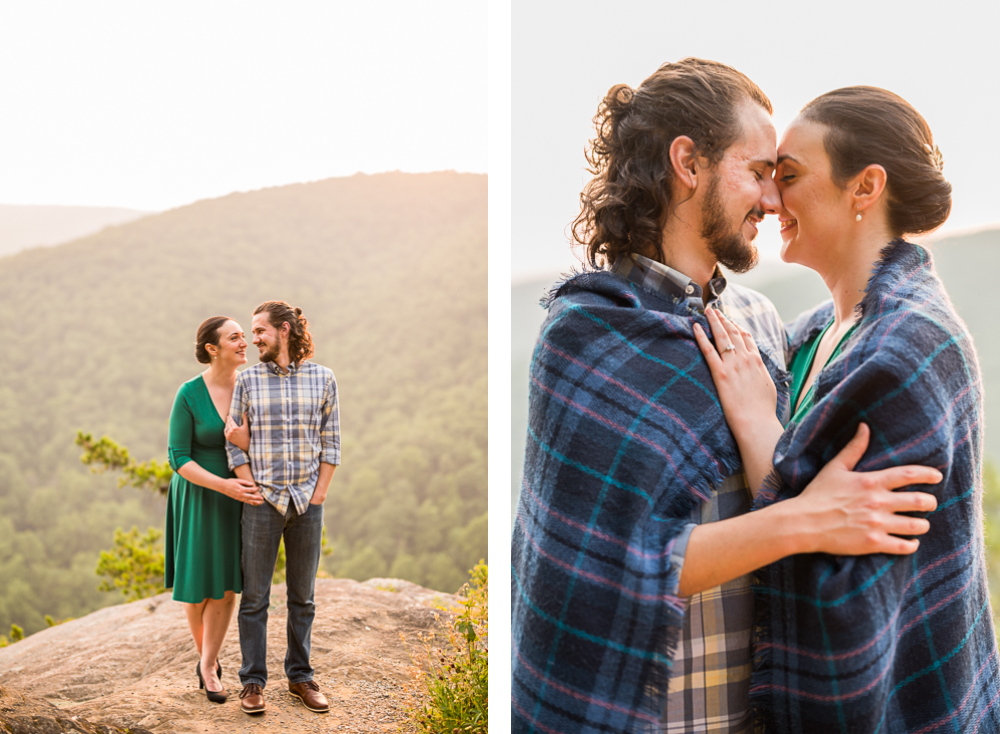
{"left": 751, "top": 240, "right": 1000, "bottom": 733}
{"left": 511, "top": 270, "right": 788, "bottom": 733}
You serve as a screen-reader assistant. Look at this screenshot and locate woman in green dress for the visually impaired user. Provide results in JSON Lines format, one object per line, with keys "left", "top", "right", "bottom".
{"left": 166, "top": 316, "right": 263, "bottom": 703}
{"left": 692, "top": 88, "right": 1000, "bottom": 732}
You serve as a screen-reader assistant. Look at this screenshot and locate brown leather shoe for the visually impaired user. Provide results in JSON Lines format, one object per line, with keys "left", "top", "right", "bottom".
{"left": 288, "top": 680, "right": 329, "bottom": 713}
{"left": 239, "top": 682, "right": 266, "bottom": 714}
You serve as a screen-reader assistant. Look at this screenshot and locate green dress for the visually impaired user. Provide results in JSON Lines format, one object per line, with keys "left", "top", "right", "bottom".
{"left": 164, "top": 375, "right": 243, "bottom": 602}
{"left": 788, "top": 319, "right": 859, "bottom": 423}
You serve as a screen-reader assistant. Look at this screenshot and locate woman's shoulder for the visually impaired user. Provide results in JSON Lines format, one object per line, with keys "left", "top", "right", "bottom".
{"left": 170, "top": 374, "right": 205, "bottom": 415}
{"left": 786, "top": 301, "right": 834, "bottom": 356}
{"left": 176, "top": 373, "right": 207, "bottom": 394}
{"left": 861, "top": 246, "right": 968, "bottom": 349}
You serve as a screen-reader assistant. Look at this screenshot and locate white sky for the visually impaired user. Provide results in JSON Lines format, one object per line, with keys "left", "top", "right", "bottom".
{"left": 511, "top": 0, "right": 1000, "bottom": 281}
{"left": 0, "top": 1, "right": 487, "bottom": 211}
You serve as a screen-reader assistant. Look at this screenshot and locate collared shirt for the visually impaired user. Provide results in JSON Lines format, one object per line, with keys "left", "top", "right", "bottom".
{"left": 226, "top": 360, "right": 340, "bottom": 516}
{"left": 612, "top": 253, "right": 786, "bottom": 734}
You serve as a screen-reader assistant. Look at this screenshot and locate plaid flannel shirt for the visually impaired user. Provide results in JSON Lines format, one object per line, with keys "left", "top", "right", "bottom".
{"left": 226, "top": 360, "right": 340, "bottom": 516}
{"left": 614, "top": 254, "right": 786, "bottom": 734}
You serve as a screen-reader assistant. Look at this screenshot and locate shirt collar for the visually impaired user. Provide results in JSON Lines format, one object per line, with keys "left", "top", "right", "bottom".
{"left": 612, "top": 253, "right": 728, "bottom": 306}
{"left": 266, "top": 360, "right": 298, "bottom": 376}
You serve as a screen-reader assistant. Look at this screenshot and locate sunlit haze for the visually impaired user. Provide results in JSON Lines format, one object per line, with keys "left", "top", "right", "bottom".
{"left": 0, "top": 2, "right": 486, "bottom": 211}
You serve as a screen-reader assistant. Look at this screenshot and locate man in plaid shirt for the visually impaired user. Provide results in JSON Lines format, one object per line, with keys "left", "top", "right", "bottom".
{"left": 511, "top": 59, "right": 941, "bottom": 734}
{"left": 225, "top": 300, "right": 340, "bottom": 716}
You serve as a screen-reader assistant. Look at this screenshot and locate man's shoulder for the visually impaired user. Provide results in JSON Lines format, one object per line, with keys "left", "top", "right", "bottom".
{"left": 545, "top": 270, "right": 636, "bottom": 311}
{"left": 237, "top": 363, "right": 269, "bottom": 382}
{"left": 723, "top": 281, "right": 779, "bottom": 312}
{"left": 723, "top": 282, "right": 787, "bottom": 365}
{"left": 724, "top": 282, "right": 783, "bottom": 328}
{"left": 300, "top": 361, "right": 335, "bottom": 380}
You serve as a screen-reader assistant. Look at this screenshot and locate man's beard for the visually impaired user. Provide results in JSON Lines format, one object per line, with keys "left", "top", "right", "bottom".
{"left": 700, "top": 174, "right": 761, "bottom": 274}
{"left": 258, "top": 342, "right": 277, "bottom": 363}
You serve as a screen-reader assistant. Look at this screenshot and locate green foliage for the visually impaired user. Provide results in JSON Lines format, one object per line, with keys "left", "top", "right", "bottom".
{"left": 0, "top": 622, "right": 24, "bottom": 647}
{"left": 405, "top": 561, "right": 488, "bottom": 733}
{"left": 981, "top": 460, "right": 1000, "bottom": 618}
{"left": 338, "top": 545, "right": 388, "bottom": 582}
{"left": 96, "top": 527, "right": 166, "bottom": 602}
{"left": 0, "top": 172, "right": 486, "bottom": 635}
{"left": 76, "top": 431, "right": 173, "bottom": 496}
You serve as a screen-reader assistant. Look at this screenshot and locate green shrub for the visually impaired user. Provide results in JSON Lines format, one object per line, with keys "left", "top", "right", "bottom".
{"left": 96, "top": 526, "right": 166, "bottom": 601}
{"left": 405, "top": 561, "right": 487, "bottom": 733}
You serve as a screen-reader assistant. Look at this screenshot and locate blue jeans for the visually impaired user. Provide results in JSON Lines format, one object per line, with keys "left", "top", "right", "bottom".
{"left": 238, "top": 500, "right": 323, "bottom": 688}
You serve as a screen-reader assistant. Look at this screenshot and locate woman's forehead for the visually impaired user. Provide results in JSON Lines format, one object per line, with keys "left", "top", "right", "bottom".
{"left": 778, "top": 118, "right": 827, "bottom": 159}
{"left": 219, "top": 320, "right": 242, "bottom": 335}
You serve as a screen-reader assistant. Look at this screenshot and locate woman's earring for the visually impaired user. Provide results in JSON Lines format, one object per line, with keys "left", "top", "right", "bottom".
{"left": 855, "top": 206, "right": 863, "bottom": 222}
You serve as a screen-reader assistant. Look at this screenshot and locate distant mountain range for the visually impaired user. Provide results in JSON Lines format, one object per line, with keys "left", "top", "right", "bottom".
{"left": 0, "top": 171, "right": 486, "bottom": 635}
{"left": 0, "top": 204, "right": 151, "bottom": 257}
{"left": 511, "top": 228, "right": 1000, "bottom": 518}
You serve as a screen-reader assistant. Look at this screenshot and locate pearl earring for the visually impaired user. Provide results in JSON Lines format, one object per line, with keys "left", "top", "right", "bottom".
{"left": 855, "top": 207, "right": 863, "bottom": 222}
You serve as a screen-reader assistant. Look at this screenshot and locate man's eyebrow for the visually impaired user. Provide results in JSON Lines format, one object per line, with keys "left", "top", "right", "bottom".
{"left": 751, "top": 158, "right": 775, "bottom": 168}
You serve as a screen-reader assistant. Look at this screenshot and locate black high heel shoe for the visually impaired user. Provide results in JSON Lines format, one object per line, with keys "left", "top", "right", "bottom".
{"left": 196, "top": 661, "right": 228, "bottom": 704}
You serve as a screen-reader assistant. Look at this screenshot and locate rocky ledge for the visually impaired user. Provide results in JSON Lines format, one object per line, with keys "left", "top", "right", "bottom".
{"left": 0, "top": 578, "right": 455, "bottom": 734}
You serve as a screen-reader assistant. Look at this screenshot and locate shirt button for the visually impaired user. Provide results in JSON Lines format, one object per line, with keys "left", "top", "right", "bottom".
{"left": 685, "top": 285, "right": 695, "bottom": 295}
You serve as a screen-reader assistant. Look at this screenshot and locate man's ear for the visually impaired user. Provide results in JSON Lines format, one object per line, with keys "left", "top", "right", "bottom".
{"left": 668, "top": 135, "right": 700, "bottom": 191}
{"left": 851, "top": 164, "right": 888, "bottom": 214}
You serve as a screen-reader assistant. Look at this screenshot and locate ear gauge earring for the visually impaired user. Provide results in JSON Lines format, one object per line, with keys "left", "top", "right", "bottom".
{"left": 855, "top": 206, "right": 863, "bottom": 222}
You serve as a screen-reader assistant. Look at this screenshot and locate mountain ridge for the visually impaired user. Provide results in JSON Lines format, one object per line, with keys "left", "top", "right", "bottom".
{"left": 0, "top": 170, "right": 487, "bottom": 636}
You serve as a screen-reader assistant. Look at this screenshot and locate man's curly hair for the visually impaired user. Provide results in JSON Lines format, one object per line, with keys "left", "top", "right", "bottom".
{"left": 254, "top": 300, "right": 315, "bottom": 365}
{"left": 571, "top": 58, "right": 772, "bottom": 269}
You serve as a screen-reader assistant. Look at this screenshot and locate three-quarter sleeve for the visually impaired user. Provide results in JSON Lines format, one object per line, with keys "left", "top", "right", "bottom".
{"left": 226, "top": 374, "right": 250, "bottom": 470}
{"left": 319, "top": 371, "right": 341, "bottom": 466}
{"left": 167, "top": 385, "right": 194, "bottom": 472}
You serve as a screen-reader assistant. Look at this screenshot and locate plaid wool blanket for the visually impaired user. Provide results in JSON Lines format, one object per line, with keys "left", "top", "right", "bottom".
{"left": 751, "top": 240, "right": 1000, "bottom": 733}
{"left": 511, "top": 270, "right": 788, "bottom": 733}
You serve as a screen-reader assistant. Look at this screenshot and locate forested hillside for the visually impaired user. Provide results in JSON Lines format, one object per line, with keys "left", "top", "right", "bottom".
{"left": 0, "top": 171, "right": 487, "bottom": 636}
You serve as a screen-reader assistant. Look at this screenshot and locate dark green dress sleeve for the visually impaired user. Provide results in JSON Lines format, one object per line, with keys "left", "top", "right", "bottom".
{"left": 167, "top": 383, "right": 195, "bottom": 472}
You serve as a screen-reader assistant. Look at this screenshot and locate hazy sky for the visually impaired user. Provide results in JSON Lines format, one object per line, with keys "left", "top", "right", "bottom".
{"left": 511, "top": 0, "right": 1000, "bottom": 281}
{"left": 0, "top": 2, "right": 486, "bottom": 211}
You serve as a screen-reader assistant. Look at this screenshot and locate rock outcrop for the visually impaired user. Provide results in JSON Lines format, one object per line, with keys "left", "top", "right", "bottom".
{"left": 0, "top": 578, "right": 455, "bottom": 733}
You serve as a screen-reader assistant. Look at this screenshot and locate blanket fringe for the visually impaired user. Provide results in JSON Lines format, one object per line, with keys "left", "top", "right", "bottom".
{"left": 639, "top": 609, "right": 683, "bottom": 733}
{"left": 540, "top": 268, "right": 586, "bottom": 309}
